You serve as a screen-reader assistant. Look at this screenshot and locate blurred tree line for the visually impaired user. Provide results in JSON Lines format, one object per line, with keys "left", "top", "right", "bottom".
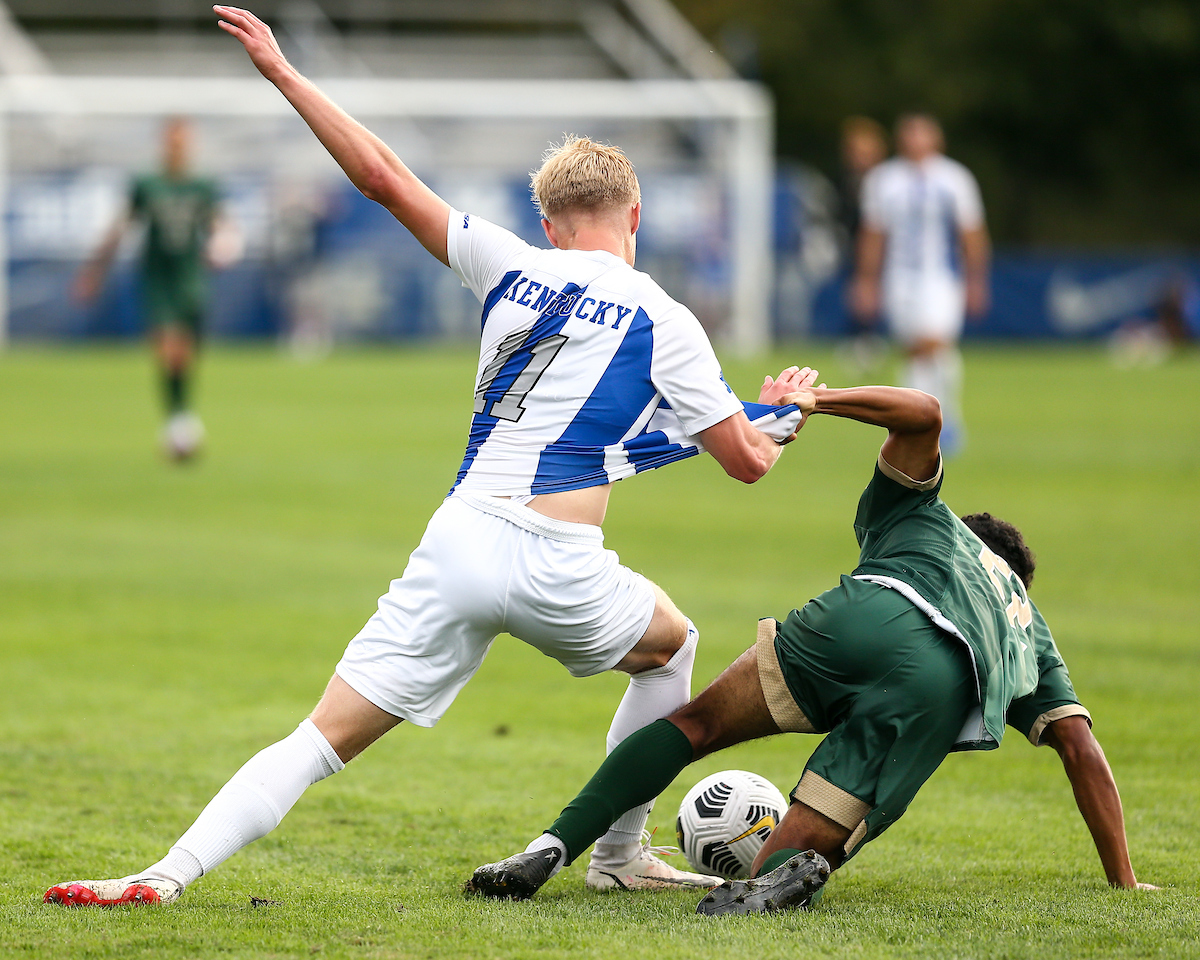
{"left": 674, "top": 0, "right": 1200, "bottom": 247}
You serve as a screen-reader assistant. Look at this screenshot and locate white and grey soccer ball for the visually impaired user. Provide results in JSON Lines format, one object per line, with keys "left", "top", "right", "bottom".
{"left": 676, "top": 770, "right": 788, "bottom": 879}
{"left": 162, "top": 412, "right": 205, "bottom": 461}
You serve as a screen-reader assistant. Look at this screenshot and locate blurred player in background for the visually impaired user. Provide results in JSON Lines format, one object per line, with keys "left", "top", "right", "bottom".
{"left": 43, "top": 6, "right": 808, "bottom": 908}
{"left": 836, "top": 117, "right": 888, "bottom": 371}
{"left": 838, "top": 118, "right": 887, "bottom": 242}
{"left": 851, "top": 113, "right": 990, "bottom": 455}
{"left": 1110, "top": 272, "right": 1199, "bottom": 367}
{"left": 75, "top": 117, "right": 239, "bottom": 460}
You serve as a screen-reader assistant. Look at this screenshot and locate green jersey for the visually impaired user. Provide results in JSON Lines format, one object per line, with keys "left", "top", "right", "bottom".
{"left": 130, "top": 173, "right": 218, "bottom": 329}
{"left": 852, "top": 453, "right": 1082, "bottom": 751}
{"left": 130, "top": 173, "right": 218, "bottom": 272}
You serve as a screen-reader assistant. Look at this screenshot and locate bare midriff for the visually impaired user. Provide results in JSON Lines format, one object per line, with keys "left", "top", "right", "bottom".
{"left": 499, "top": 483, "right": 612, "bottom": 527}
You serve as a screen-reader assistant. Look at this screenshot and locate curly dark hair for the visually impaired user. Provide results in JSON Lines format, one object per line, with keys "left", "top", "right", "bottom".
{"left": 960, "top": 512, "right": 1036, "bottom": 589}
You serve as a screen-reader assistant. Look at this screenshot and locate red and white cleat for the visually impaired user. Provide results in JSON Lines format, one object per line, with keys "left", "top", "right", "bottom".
{"left": 44, "top": 877, "right": 182, "bottom": 907}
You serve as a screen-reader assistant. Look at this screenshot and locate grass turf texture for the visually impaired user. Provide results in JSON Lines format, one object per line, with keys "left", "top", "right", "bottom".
{"left": 1, "top": 343, "right": 1196, "bottom": 959}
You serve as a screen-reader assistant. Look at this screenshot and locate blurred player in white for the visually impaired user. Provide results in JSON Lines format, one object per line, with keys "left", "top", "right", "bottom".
{"left": 851, "top": 114, "right": 990, "bottom": 454}
{"left": 44, "top": 5, "right": 811, "bottom": 907}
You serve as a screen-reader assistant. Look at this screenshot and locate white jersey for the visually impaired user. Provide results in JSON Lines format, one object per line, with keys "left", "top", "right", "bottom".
{"left": 861, "top": 155, "right": 984, "bottom": 281}
{"left": 445, "top": 210, "right": 801, "bottom": 497}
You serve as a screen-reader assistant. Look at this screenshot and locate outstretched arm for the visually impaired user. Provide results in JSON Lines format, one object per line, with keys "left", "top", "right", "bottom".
{"left": 782, "top": 384, "right": 941, "bottom": 482}
{"left": 961, "top": 224, "right": 991, "bottom": 319}
{"left": 214, "top": 5, "right": 450, "bottom": 263}
{"left": 849, "top": 226, "right": 885, "bottom": 323}
{"left": 1044, "top": 716, "right": 1156, "bottom": 890}
{"left": 73, "top": 211, "right": 130, "bottom": 303}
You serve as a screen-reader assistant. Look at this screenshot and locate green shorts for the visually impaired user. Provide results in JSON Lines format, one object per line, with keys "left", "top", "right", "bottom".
{"left": 142, "top": 262, "right": 206, "bottom": 333}
{"left": 756, "top": 576, "right": 975, "bottom": 860}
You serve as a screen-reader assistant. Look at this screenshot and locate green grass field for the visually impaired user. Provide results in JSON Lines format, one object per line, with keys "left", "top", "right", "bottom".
{"left": 2, "top": 343, "right": 1197, "bottom": 959}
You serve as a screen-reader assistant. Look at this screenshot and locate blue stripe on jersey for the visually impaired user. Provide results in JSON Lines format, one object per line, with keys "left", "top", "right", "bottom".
{"left": 479, "top": 270, "right": 522, "bottom": 332}
{"left": 741, "top": 401, "right": 791, "bottom": 422}
{"left": 625, "top": 429, "right": 692, "bottom": 473}
{"left": 450, "top": 282, "right": 584, "bottom": 494}
{"left": 939, "top": 187, "right": 961, "bottom": 274}
{"left": 530, "top": 305, "right": 656, "bottom": 493}
{"left": 624, "top": 400, "right": 800, "bottom": 475}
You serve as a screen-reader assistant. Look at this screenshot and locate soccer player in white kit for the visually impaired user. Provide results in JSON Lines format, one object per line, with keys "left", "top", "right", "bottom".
{"left": 851, "top": 114, "right": 990, "bottom": 453}
{"left": 43, "top": 6, "right": 812, "bottom": 907}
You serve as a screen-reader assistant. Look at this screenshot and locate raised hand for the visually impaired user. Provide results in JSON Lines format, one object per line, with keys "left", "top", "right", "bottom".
{"left": 214, "top": 6, "right": 291, "bottom": 82}
{"left": 759, "top": 365, "right": 819, "bottom": 405}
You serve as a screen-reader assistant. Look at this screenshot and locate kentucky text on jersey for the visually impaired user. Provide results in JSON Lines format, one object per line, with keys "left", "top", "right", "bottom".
{"left": 445, "top": 211, "right": 802, "bottom": 497}
{"left": 499, "top": 276, "right": 635, "bottom": 330}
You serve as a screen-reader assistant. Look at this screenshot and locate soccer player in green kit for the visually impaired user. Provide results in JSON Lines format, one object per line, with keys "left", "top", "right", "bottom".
{"left": 76, "top": 117, "right": 228, "bottom": 460}
{"left": 469, "top": 382, "right": 1158, "bottom": 912}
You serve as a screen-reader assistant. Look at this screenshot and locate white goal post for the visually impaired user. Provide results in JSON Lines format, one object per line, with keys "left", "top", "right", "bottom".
{"left": 0, "top": 75, "right": 774, "bottom": 353}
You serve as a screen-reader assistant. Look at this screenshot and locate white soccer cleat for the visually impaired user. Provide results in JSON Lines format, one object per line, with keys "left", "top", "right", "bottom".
{"left": 586, "top": 831, "right": 724, "bottom": 892}
{"left": 44, "top": 876, "right": 183, "bottom": 907}
{"left": 162, "top": 412, "right": 206, "bottom": 461}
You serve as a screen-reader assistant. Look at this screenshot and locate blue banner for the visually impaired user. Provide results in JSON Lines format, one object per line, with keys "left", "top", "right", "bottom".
{"left": 808, "top": 253, "right": 1200, "bottom": 340}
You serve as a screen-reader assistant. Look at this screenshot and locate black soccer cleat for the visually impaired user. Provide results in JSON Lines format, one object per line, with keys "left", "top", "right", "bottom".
{"left": 465, "top": 847, "right": 563, "bottom": 901}
{"left": 695, "top": 849, "right": 830, "bottom": 916}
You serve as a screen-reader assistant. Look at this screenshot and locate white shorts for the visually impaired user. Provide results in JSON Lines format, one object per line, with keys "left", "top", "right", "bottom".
{"left": 335, "top": 494, "right": 657, "bottom": 727}
{"left": 884, "top": 270, "right": 965, "bottom": 345}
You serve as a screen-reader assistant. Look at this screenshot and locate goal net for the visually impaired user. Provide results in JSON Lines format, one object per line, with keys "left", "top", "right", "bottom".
{"left": 0, "top": 74, "right": 773, "bottom": 353}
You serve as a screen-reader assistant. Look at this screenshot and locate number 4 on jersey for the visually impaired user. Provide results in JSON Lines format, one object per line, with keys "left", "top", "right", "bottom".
{"left": 473, "top": 331, "right": 570, "bottom": 423}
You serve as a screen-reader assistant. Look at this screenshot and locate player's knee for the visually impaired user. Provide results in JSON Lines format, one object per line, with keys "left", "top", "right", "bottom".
{"left": 639, "top": 646, "right": 675, "bottom": 670}
{"left": 669, "top": 704, "right": 721, "bottom": 759}
{"left": 631, "top": 598, "right": 688, "bottom": 668}
{"left": 653, "top": 593, "right": 688, "bottom": 643}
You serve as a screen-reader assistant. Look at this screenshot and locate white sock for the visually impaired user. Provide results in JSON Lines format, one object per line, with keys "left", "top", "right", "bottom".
{"left": 936, "top": 346, "right": 964, "bottom": 430}
{"left": 903, "top": 353, "right": 938, "bottom": 397}
{"left": 904, "top": 348, "right": 963, "bottom": 424}
{"left": 140, "top": 719, "right": 344, "bottom": 888}
{"left": 523, "top": 832, "right": 568, "bottom": 879}
{"left": 591, "top": 619, "right": 697, "bottom": 864}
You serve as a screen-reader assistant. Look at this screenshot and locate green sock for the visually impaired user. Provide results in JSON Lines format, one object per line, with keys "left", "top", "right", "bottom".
{"left": 547, "top": 719, "right": 694, "bottom": 863}
{"left": 163, "top": 370, "right": 187, "bottom": 414}
{"left": 755, "top": 847, "right": 803, "bottom": 877}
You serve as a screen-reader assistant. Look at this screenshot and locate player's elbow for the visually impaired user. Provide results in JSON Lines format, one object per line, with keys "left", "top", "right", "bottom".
{"left": 913, "top": 391, "right": 942, "bottom": 434}
{"left": 1049, "top": 717, "right": 1103, "bottom": 769}
{"left": 356, "top": 165, "right": 400, "bottom": 207}
{"left": 724, "top": 449, "right": 772, "bottom": 484}
{"left": 744, "top": 452, "right": 774, "bottom": 483}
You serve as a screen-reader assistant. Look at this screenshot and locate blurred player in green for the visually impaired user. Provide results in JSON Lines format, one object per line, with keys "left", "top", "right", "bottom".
{"left": 76, "top": 117, "right": 234, "bottom": 460}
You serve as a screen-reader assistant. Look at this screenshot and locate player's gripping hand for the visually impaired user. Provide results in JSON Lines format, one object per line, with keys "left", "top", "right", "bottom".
{"left": 759, "top": 365, "right": 819, "bottom": 405}
{"left": 775, "top": 383, "right": 826, "bottom": 420}
{"left": 215, "top": 6, "right": 291, "bottom": 83}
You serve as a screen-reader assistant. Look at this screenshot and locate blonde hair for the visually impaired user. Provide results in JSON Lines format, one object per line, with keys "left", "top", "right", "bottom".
{"left": 530, "top": 135, "right": 641, "bottom": 220}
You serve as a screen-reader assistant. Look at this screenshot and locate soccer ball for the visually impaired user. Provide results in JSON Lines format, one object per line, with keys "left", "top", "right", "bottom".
{"left": 676, "top": 770, "right": 788, "bottom": 879}
{"left": 162, "top": 412, "right": 205, "bottom": 461}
